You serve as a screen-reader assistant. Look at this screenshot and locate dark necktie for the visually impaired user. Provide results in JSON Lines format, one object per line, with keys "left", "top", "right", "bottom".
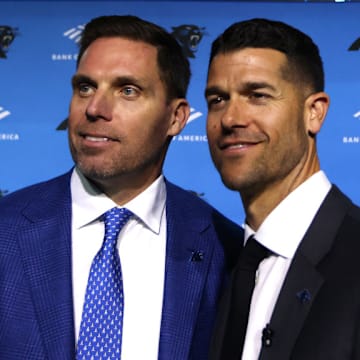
{"left": 76, "top": 207, "right": 133, "bottom": 360}
{"left": 222, "top": 235, "right": 271, "bottom": 360}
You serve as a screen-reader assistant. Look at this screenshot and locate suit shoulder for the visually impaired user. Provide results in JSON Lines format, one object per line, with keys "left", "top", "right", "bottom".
{"left": 331, "top": 185, "right": 360, "bottom": 222}
{"left": 165, "top": 180, "right": 243, "bottom": 268}
{"left": 0, "top": 172, "right": 71, "bottom": 215}
{"left": 165, "top": 180, "right": 229, "bottom": 217}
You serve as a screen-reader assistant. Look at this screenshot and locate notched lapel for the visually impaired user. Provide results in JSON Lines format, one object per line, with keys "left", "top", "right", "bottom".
{"left": 259, "top": 186, "right": 352, "bottom": 360}
{"left": 158, "top": 209, "right": 215, "bottom": 360}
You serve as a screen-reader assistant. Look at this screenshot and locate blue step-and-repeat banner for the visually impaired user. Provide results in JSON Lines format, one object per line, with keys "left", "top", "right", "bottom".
{"left": 1, "top": 1, "right": 360, "bottom": 224}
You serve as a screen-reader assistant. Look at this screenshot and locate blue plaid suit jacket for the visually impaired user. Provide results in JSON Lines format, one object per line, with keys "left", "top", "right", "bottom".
{"left": 0, "top": 170, "right": 242, "bottom": 359}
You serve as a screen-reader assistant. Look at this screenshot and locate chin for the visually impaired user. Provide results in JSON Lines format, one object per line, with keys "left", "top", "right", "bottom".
{"left": 220, "top": 175, "right": 243, "bottom": 191}
{"left": 77, "top": 161, "right": 115, "bottom": 181}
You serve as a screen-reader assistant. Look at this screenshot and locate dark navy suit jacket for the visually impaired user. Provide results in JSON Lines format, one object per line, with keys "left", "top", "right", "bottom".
{"left": 210, "top": 186, "right": 360, "bottom": 360}
{"left": 0, "top": 171, "right": 243, "bottom": 359}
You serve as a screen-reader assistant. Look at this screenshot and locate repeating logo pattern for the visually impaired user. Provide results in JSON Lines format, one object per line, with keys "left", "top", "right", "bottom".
{"left": 0, "top": 106, "right": 11, "bottom": 121}
{"left": 0, "top": 25, "right": 18, "bottom": 59}
{"left": 171, "top": 24, "right": 207, "bottom": 58}
{"left": 63, "top": 24, "right": 85, "bottom": 43}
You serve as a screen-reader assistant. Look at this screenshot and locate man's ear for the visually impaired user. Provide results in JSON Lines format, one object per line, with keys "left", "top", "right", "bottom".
{"left": 167, "top": 99, "right": 190, "bottom": 136}
{"left": 305, "top": 91, "right": 330, "bottom": 137}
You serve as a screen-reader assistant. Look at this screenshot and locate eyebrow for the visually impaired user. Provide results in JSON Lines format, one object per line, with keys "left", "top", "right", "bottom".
{"left": 205, "top": 81, "right": 277, "bottom": 98}
{"left": 242, "top": 81, "right": 277, "bottom": 93}
{"left": 111, "top": 75, "right": 143, "bottom": 88}
{"left": 71, "top": 74, "right": 96, "bottom": 89}
{"left": 204, "top": 86, "right": 227, "bottom": 98}
{"left": 72, "top": 74, "right": 145, "bottom": 90}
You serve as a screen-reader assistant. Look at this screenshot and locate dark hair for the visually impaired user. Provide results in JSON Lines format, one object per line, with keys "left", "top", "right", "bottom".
{"left": 77, "top": 15, "right": 191, "bottom": 100}
{"left": 209, "top": 18, "right": 324, "bottom": 92}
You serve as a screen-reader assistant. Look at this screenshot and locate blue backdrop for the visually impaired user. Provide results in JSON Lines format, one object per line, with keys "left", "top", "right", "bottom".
{"left": 1, "top": 1, "right": 360, "bottom": 224}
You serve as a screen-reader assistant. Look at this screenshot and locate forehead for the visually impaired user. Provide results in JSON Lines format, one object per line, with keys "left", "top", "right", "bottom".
{"left": 78, "top": 37, "right": 159, "bottom": 75}
{"left": 208, "top": 48, "right": 288, "bottom": 84}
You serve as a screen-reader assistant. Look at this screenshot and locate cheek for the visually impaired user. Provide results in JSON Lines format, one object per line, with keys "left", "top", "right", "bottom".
{"left": 206, "top": 116, "right": 218, "bottom": 136}
{"left": 68, "top": 101, "right": 85, "bottom": 125}
{"left": 132, "top": 118, "right": 165, "bottom": 145}
{"left": 146, "top": 107, "right": 174, "bottom": 137}
{"left": 69, "top": 96, "right": 78, "bottom": 112}
{"left": 69, "top": 96, "right": 87, "bottom": 115}
{"left": 67, "top": 113, "right": 78, "bottom": 132}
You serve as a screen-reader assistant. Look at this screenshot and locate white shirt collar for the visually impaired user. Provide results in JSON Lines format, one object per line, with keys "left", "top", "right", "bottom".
{"left": 245, "top": 170, "right": 331, "bottom": 259}
{"left": 70, "top": 167, "right": 166, "bottom": 234}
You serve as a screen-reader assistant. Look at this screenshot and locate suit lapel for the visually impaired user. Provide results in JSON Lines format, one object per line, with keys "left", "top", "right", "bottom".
{"left": 259, "top": 186, "right": 352, "bottom": 360}
{"left": 259, "top": 253, "right": 323, "bottom": 360}
{"left": 158, "top": 182, "right": 216, "bottom": 360}
{"left": 16, "top": 173, "right": 75, "bottom": 359}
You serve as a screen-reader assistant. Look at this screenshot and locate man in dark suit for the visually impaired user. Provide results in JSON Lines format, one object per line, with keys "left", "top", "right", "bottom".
{"left": 0, "top": 15, "right": 243, "bottom": 359}
{"left": 205, "top": 18, "right": 360, "bottom": 359}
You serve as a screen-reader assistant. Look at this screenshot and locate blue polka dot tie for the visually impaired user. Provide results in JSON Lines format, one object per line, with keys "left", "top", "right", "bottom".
{"left": 76, "top": 207, "right": 133, "bottom": 360}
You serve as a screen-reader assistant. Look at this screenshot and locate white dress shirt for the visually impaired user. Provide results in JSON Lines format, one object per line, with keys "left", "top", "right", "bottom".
{"left": 71, "top": 167, "right": 167, "bottom": 360}
{"left": 241, "top": 171, "right": 331, "bottom": 360}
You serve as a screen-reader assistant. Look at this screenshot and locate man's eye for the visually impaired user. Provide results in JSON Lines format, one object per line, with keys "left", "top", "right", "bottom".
{"left": 122, "top": 86, "right": 137, "bottom": 96}
{"left": 207, "top": 96, "right": 223, "bottom": 107}
{"left": 78, "top": 84, "right": 92, "bottom": 95}
{"left": 250, "top": 92, "right": 269, "bottom": 100}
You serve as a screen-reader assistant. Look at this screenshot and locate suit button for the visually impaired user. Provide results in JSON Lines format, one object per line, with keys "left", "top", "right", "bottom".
{"left": 262, "top": 324, "right": 274, "bottom": 347}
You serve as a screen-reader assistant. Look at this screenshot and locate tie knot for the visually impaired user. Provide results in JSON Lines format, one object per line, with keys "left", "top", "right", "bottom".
{"left": 104, "top": 207, "right": 133, "bottom": 239}
{"left": 239, "top": 235, "right": 271, "bottom": 270}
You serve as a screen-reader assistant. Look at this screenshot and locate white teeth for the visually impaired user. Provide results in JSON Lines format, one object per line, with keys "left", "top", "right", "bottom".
{"left": 229, "top": 144, "right": 244, "bottom": 148}
{"left": 85, "top": 136, "right": 109, "bottom": 142}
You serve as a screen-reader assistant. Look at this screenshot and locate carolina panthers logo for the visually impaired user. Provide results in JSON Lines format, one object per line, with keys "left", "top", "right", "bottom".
{"left": 349, "top": 37, "right": 360, "bottom": 51}
{"left": 171, "top": 25, "right": 207, "bottom": 58}
{"left": 0, "top": 26, "right": 18, "bottom": 59}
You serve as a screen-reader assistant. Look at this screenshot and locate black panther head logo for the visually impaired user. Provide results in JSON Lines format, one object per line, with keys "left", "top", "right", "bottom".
{"left": 0, "top": 26, "right": 18, "bottom": 59}
{"left": 171, "top": 24, "right": 207, "bottom": 58}
{"left": 349, "top": 37, "right": 360, "bottom": 51}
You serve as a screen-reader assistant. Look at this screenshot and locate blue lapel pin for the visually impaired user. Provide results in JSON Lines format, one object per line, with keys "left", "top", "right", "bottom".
{"left": 189, "top": 250, "right": 204, "bottom": 262}
{"left": 296, "top": 289, "right": 311, "bottom": 304}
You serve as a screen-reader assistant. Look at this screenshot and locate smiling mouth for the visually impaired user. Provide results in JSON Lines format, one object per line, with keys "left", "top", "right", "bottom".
{"left": 221, "top": 142, "right": 249, "bottom": 150}
{"left": 85, "top": 135, "right": 111, "bottom": 142}
{"left": 227, "top": 144, "right": 246, "bottom": 149}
